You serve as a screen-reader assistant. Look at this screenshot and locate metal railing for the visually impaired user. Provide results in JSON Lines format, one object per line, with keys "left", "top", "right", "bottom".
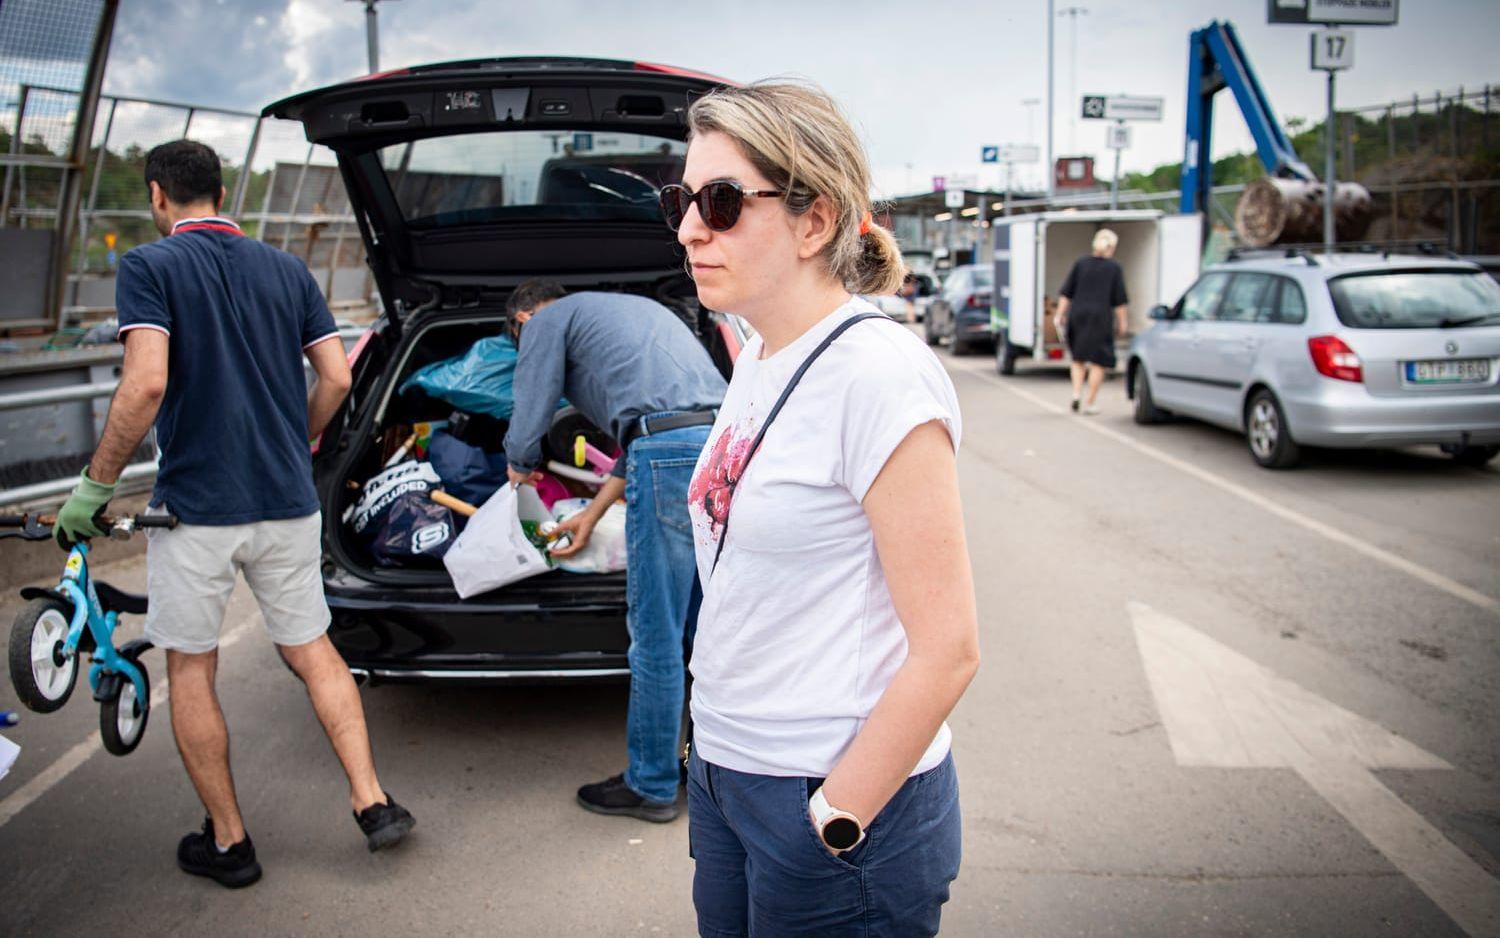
{"left": 0, "top": 326, "right": 367, "bottom": 508}
{"left": 2, "top": 83, "right": 369, "bottom": 331}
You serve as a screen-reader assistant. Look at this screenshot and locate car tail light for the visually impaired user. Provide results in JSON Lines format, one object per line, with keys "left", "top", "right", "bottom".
{"left": 1307, "top": 335, "right": 1363, "bottom": 383}
{"left": 633, "top": 61, "right": 737, "bottom": 85}
{"left": 1047, "top": 348, "right": 1064, "bottom": 360}
{"left": 965, "top": 292, "right": 992, "bottom": 310}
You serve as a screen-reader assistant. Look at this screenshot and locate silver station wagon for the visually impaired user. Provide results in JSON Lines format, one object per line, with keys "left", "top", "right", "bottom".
{"left": 1126, "top": 250, "right": 1500, "bottom": 469}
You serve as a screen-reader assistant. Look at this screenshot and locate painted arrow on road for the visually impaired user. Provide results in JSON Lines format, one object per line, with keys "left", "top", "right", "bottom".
{"left": 1129, "top": 601, "right": 1500, "bottom": 937}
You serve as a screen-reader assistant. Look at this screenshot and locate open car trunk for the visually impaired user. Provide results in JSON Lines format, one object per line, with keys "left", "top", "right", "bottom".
{"left": 317, "top": 279, "right": 738, "bottom": 593}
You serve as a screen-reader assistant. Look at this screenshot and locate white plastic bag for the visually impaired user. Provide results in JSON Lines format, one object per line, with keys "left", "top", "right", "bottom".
{"left": 443, "top": 484, "right": 553, "bottom": 598}
{"left": 549, "top": 498, "right": 629, "bottom": 574}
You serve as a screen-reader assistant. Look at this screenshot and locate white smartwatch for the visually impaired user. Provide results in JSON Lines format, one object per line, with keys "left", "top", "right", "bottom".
{"left": 809, "top": 787, "right": 865, "bottom": 853}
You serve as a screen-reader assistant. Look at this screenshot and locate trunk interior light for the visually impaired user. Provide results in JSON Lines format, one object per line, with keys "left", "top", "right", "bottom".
{"left": 1307, "top": 335, "right": 1363, "bottom": 383}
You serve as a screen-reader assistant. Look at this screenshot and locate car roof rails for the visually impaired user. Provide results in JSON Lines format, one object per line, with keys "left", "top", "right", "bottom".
{"left": 1229, "top": 240, "right": 1464, "bottom": 263}
{"left": 1224, "top": 245, "right": 1317, "bottom": 266}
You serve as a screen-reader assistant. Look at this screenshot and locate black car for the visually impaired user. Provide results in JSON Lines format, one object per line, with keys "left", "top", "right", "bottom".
{"left": 264, "top": 57, "right": 745, "bottom": 685}
{"left": 923, "top": 264, "right": 995, "bottom": 355}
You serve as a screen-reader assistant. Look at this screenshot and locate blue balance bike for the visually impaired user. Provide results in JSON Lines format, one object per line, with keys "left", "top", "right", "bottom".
{"left": 3, "top": 512, "right": 177, "bottom": 755}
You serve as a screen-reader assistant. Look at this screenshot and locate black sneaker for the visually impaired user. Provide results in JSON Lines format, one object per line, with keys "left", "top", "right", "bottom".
{"left": 355, "top": 794, "right": 415, "bottom": 851}
{"left": 577, "top": 773, "right": 679, "bottom": 823}
{"left": 177, "top": 817, "right": 262, "bottom": 889}
{"left": 1070, "top": 398, "right": 1081, "bottom": 413}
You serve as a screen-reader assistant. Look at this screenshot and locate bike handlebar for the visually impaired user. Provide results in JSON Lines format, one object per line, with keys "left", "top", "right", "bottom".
{"left": 0, "top": 512, "right": 180, "bottom": 541}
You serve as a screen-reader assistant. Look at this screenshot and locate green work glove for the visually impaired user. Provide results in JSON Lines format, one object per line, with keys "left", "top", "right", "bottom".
{"left": 54, "top": 467, "right": 116, "bottom": 550}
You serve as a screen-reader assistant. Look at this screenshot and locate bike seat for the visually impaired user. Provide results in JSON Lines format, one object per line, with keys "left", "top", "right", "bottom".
{"left": 94, "top": 581, "right": 148, "bottom": 616}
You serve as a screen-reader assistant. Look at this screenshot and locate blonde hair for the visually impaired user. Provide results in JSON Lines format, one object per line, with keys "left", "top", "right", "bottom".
{"left": 1092, "top": 228, "right": 1119, "bottom": 255}
{"left": 686, "top": 80, "right": 905, "bottom": 296}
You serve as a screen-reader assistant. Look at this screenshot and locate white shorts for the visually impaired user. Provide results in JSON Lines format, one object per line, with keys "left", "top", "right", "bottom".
{"left": 143, "top": 511, "right": 330, "bottom": 654}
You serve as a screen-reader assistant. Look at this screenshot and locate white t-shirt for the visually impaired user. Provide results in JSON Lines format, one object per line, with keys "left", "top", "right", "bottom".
{"left": 687, "top": 297, "right": 963, "bottom": 777}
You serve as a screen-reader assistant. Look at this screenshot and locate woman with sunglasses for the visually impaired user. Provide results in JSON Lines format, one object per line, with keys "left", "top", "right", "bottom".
{"left": 668, "top": 81, "right": 980, "bottom": 937}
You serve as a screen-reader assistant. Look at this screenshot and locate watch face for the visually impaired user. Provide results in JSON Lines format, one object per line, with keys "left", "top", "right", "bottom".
{"left": 822, "top": 816, "right": 861, "bottom": 851}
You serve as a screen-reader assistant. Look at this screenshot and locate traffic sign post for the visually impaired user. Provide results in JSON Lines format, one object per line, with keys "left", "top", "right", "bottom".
{"left": 1106, "top": 121, "right": 1131, "bottom": 211}
{"left": 1312, "top": 27, "right": 1353, "bottom": 250}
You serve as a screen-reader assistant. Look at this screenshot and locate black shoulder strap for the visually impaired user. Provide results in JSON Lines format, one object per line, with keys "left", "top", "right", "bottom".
{"left": 710, "top": 312, "right": 888, "bottom": 575}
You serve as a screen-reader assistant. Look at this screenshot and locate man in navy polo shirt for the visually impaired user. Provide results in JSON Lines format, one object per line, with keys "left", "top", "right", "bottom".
{"left": 54, "top": 140, "right": 414, "bottom": 887}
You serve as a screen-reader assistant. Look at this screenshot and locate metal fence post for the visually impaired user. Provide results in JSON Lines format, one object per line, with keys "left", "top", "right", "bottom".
{"left": 0, "top": 84, "right": 28, "bottom": 227}
{"left": 281, "top": 144, "right": 314, "bottom": 251}
{"left": 72, "top": 95, "right": 118, "bottom": 301}
{"left": 1412, "top": 93, "right": 1420, "bottom": 153}
{"left": 1447, "top": 91, "right": 1460, "bottom": 251}
{"left": 257, "top": 163, "right": 278, "bottom": 241}
{"left": 1386, "top": 104, "right": 1397, "bottom": 239}
{"left": 230, "top": 116, "right": 263, "bottom": 217}
{"left": 1455, "top": 85, "right": 1464, "bottom": 156}
{"left": 49, "top": 2, "right": 118, "bottom": 329}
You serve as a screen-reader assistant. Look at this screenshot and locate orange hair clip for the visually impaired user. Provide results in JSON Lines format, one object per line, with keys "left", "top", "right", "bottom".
{"left": 858, "top": 211, "right": 872, "bottom": 237}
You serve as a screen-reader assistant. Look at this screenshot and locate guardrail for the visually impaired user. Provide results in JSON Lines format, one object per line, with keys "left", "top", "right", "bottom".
{"left": 0, "top": 325, "right": 368, "bottom": 509}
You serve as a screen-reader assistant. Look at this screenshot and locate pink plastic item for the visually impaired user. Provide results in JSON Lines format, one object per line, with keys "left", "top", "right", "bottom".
{"left": 531, "top": 472, "right": 571, "bottom": 510}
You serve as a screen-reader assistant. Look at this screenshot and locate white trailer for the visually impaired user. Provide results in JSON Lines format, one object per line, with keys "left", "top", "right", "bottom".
{"left": 991, "top": 210, "right": 1202, "bottom": 374}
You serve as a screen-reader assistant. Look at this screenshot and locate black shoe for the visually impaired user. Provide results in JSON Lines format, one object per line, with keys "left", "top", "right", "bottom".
{"left": 577, "top": 773, "right": 679, "bottom": 823}
{"left": 177, "top": 817, "right": 262, "bottom": 889}
{"left": 355, "top": 794, "right": 415, "bottom": 851}
{"left": 1070, "top": 398, "right": 1080, "bottom": 413}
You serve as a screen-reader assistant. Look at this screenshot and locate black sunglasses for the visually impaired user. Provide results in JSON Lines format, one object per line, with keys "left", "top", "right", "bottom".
{"left": 658, "top": 181, "right": 784, "bottom": 232}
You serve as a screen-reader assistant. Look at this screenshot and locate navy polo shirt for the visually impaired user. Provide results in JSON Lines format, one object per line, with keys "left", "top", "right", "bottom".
{"left": 115, "top": 217, "right": 339, "bottom": 525}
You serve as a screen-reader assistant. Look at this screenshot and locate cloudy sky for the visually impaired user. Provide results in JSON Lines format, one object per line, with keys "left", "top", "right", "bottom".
{"left": 99, "top": 0, "right": 1498, "bottom": 198}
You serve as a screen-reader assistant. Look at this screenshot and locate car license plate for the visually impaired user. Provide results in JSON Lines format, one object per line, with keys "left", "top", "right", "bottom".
{"left": 1405, "top": 359, "right": 1490, "bottom": 384}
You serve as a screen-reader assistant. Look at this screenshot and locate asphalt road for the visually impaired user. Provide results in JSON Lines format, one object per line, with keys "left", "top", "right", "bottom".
{"left": 2, "top": 335, "right": 1498, "bottom": 937}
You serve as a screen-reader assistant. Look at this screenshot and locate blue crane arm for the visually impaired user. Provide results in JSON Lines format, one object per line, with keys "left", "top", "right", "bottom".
{"left": 1181, "top": 20, "right": 1314, "bottom": 215}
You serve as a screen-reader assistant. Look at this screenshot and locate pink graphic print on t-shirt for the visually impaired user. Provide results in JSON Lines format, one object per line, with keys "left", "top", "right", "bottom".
{"left": 688, "top": 421, "right": 759, "bottom": 539}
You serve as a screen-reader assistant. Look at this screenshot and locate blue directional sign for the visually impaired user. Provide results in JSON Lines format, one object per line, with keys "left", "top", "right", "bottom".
{"left": 573, "top": 132, "right": 594, "bottom": 152}
{"left": 981, "top": 145, "right": 999, "bottom": 163}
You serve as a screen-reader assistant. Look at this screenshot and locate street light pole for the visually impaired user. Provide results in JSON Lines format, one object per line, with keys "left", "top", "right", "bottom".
{"left": 1058, "top": 6, "right": 1089, "bottom": 154}
{"left": 347, "top": 0, "right": 399, "bottom": 74}
{"left": 1046, "top": 0, "right": 1055, "bottom": 202}
{"left": 1022, "top": 97, "right": 1040, "bottom": 191}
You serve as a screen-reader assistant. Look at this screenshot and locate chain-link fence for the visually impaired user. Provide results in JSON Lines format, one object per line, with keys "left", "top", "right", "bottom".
{"left": 1336, "top": 86, "right": 1498, "bottom": 254}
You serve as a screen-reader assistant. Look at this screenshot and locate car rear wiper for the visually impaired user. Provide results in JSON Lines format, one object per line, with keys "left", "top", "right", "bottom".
{"left": 1439, "top": 313, "right": 1500, "bottom": 328}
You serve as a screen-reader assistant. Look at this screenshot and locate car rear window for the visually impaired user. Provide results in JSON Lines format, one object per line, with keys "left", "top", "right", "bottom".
{"left": 379, "top": 130, "right": 686, "bottom": 228}
{"left": 971, "top": 268, "right": 994, "bottom": 288}
{"left": 1328, "top": 269, "right": 1500, "bottom": 329}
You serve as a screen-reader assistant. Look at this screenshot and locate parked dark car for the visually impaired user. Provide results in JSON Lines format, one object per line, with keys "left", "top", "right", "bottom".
{"left": 924, "top": 264, "right": 995, "bottom": 354}
{"left": 265, "top": 57, "right": 745, "bottom": 685}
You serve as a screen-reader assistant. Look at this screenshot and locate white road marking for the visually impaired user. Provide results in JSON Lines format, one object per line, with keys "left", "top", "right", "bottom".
{"left": 1130, "top": 601, "right": 1500, "bottom": 937}
{"left": 0, "top": 618, "right": 257, "bottom": 831}
{"left": 973, "top": 367, "right": 1499, "bottom": 615}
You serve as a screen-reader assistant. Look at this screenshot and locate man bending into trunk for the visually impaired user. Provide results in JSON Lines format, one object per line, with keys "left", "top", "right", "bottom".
{"left": 504, "top": 279, "right": 727, "bottom": 822}
{"left": 53, "top": 140, "right": 414, "bottom": 888}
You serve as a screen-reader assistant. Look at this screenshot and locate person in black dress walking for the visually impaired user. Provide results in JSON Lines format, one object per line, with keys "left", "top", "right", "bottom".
{"left": 1054, "top": 228, "right": 1128, "bottom": 414}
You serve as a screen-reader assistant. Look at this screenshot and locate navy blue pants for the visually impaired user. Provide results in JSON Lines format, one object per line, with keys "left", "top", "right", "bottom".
{"left": 687, "top": 749, "right": 962, "bottom": 937}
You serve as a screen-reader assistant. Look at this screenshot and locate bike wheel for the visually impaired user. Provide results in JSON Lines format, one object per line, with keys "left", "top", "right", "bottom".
{"left": 9, "top": 598, "right": 78, "bottom": 713}
{"left": 100, "top": 648, "right": 150, "bottom": 756}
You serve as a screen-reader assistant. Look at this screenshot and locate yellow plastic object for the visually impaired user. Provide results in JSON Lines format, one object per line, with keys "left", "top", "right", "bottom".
{"left": 574, "top": 434, "right": 587, "bottom": 468}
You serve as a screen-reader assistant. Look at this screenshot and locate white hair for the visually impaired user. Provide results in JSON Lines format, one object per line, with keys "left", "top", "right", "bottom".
{"left": 1092, "top": 228, "right": 1118, "bottom": 255}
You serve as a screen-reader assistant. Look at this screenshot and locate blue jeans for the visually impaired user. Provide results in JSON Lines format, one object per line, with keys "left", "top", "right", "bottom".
{"left": 622, "top": 422, "right": 711, "bottom": 805}
{"left": 688, "top": 750, "right": 962, "bottom": 937}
